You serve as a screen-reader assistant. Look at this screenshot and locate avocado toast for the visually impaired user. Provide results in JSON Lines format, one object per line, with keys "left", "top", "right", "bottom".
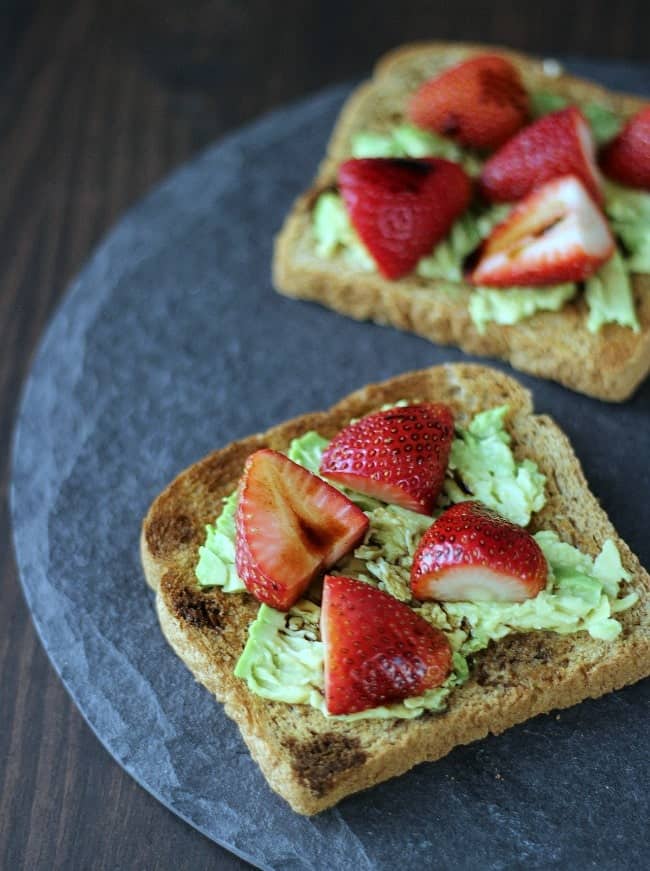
{"left": 141, "top": 363, "right": 650, "bottom": 814}
{"left": 273, "top": 42, "right": 650, "bottom": 401}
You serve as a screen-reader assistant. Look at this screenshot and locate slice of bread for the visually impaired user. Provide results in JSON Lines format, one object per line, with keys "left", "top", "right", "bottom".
{"left": 273, "top": 42, "right": 650, "bottom": 402}
{"left": 141, "top": 363, "right": 650, "bottom": 814}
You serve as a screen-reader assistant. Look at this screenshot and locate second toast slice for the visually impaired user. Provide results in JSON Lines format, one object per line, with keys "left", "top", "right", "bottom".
{"left": 273, "top": 42, "right": 650, "bottom": 401}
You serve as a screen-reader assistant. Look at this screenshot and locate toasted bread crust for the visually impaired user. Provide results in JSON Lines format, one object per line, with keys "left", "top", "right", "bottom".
{"left": 141, "top": 363, "right": 650, "bottom": 814}
{"left": 272, "top": 41, "right": 650, "bottom": 401}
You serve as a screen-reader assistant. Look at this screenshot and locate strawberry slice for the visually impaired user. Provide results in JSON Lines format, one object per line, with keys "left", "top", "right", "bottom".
{"left": 319, "top": 404, "right": 454, "bottom": 515}
{"left": 411, "top": 501, "right": 548, "bottom": 602}
{"left": 321, "top": 575, "right": 452, "bottom": 715}
{"left": 480, "top": 106, "right": 602, "bottom": 203}
{"left": 470, "top": 175, "right": 614, "bottom": 287}
{"left": 601, "top": 106, "right": 650, "bottom": 191}
{"left": 338, "top": 157, "right": 472, "bottom": 280}
{"left": 235, "top": 450, "right": 369, "bottom": 610}
{"left": 407, "top": 54, "right": 529, "bottom": 150}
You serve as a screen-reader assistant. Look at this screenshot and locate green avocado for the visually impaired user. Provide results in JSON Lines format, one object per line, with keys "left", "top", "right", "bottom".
{"left": 351, "top": 123, "right": 483, "bottom": 176}
{"left": 443, "top": 406, "right": 546, "bottom": 526}
{"left": 416, "top": 205, "right": 510, "bottom": 282}
{"left": 286, "top": 430, "right": 330, "bottom": 474}
{"left": 604, "top": 181, "right": 650, "bottom": 273}
{"left": 312, "top": 192, "right": 374, "bottom": 270}
{"left": 233, "top": 601, "right": 326, "bottom": 704}
{"left": 469, "top": 284, "right": 577, "bottom": 333}
{"left": 584, "top": 251, "right": 640, "bottom": 333}
{"left": 195, "top": 490, "right": 245, "bottom": 592}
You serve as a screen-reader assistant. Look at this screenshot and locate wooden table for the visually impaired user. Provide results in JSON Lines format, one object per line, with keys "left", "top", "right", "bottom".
{"left": 2, "top": 1, "right": 648, "bottom": 867}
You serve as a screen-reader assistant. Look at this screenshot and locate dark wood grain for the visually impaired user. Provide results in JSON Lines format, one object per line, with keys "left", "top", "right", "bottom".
{"left": 2, "top": 1, "right": 649, "bottom": 868}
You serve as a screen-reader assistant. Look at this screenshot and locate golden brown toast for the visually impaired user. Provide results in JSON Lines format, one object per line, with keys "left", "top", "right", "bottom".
{"left": 141, "top": 363, "right": 650, "bottom": 814}
{"left": 273, "top": 42, "right": 650, "bottom": 401}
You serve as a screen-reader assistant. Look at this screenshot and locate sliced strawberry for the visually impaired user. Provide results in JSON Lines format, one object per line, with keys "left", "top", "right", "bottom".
{"left": 407, "top": 54, "right": 529, "bottom": 150}
{"left": 470, "top": 175, "right": 614, "bottom": 287}
{"left": 235, "top": 450, "right": 369, "bottom": 610}
{"left": 411, "top": 501, "right": 548, "bottom": 602}
{"left": 601, "top": 106, "right": 650, "bottom": 191}
{"left": 321, "top": 575, "right": 452, "bottom": 715}
{"left": 319, "top": 404, "right": 454, "bottom": 515}
{"left": 480, "top": 106, "right": 602, "bottom": 203}
{"left": 338, "top": 157, "right": 472, "bottom": 280}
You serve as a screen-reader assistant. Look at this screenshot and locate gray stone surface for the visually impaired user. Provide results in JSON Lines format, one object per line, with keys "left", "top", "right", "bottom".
{"left": 10, "top": 62, "right": 650, "bottom": 870}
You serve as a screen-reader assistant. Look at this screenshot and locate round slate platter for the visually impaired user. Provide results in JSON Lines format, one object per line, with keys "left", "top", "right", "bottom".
{"left": 11, "top": 60, "right": 650, "bottom": 871}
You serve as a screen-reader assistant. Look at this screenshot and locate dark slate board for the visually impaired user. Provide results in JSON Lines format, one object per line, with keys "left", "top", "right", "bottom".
{"left": 11, "top": 60, "right": 650, "bottom": 871}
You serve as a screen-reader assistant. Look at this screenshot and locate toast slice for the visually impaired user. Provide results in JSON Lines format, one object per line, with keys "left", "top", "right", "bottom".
{"left": 273, "top": 42, "right": 650, "bottom": 401}
{"left": 141, "top": 363, "right": 650, "bottom": 814}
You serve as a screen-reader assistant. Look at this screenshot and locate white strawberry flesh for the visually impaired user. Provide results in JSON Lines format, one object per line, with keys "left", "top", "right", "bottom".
{"left": 417, "top": 566, "right": 539, "bottom": 603}
{"left": 410, "top": 501, "right": 548, "bottom": 603}
{"left": 235, "top": 449, "right": 369, "bottom": 610}
{"left": 471, "top": 175, "right": 614, "bottom": 287}
{"left": 576, "top": 113, "right": 603, "bottom": 196}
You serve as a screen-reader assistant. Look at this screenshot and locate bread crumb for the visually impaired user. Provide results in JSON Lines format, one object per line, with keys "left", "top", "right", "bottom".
{"left": 542, "top": 58, "right": 563, "bottom": 77}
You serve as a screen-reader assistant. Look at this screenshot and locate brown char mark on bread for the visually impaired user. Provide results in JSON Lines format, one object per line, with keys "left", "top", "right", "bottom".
{"left": 167, "top": 583, "right": 225, "bottom": 632}
{"left": 282, "top": 734, "right": 368, "bottom": 798}
{"left": 145, "top": 509, "right": 199, "bottom": 559}
{"left": 473, "top": 634, "right": 555, "bottom": 688}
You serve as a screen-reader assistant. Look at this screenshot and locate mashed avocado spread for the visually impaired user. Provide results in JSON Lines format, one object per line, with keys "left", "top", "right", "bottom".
{"left": 584, "top": 250, "right": 640, "bottom": 333}
{"left": 311, "top": 95, "right": 647, "bottom": 333}
{"left": 196, "top": 410, "right": 636, "bottom": 720}
{"left": 604, "top": 181, "right": 650, "bottom": 274}
{"left": 351, "top": 123, "right": 483, "bottom": 176}
{"left": 469, "top": 285, "right": 577, "bottom": 333}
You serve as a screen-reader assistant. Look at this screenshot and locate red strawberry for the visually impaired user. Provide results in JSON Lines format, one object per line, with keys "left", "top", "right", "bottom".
{"left": 411, "top": 501, "right": 548, "bottom": 602}
{"left": 338, "top": 157, "right": 471, "bottom": 280}
{"left": 601, "top": 107, "right": 650, "bottom": 191}
{"left": 319, "top": 404, "right": 454, "bottom": 515}
{"left": 407, "top": 54, "right": 529, "bottom": 150}
{"left": 235, "top": 450, "right": 369, "bottom": 610}
{"left": 470, "top": 175, "right": 614, "bottom": 287}
{"left": 321, "top": 575, "right": 452, "bottom": 715}
{"left": 480, "top": 106, "right": 602, "bottom": 203}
